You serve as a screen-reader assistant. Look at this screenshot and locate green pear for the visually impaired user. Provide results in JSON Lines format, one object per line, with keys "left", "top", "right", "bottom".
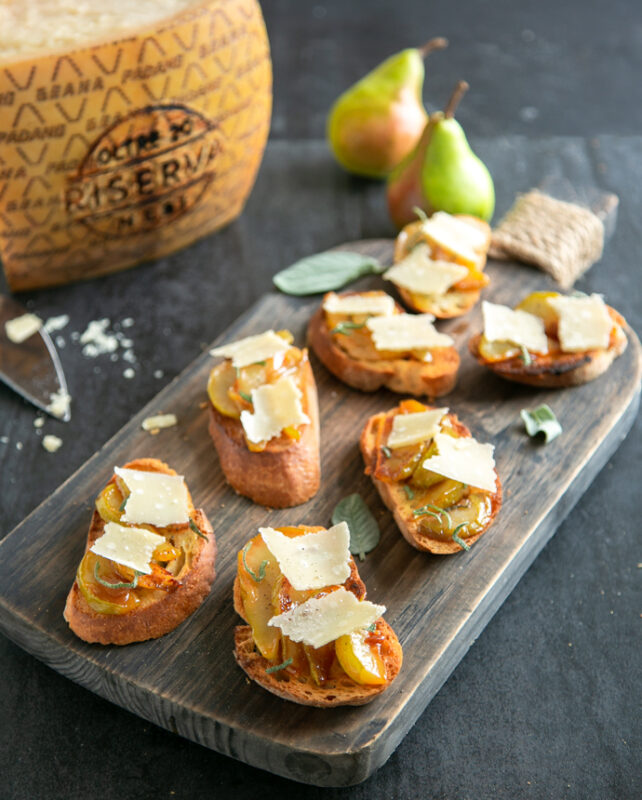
{"left": 327, "top": 38, "right": 448, "bottom": 179}
{"left": 421, "top": 81, "right": 495, "bottom": 221}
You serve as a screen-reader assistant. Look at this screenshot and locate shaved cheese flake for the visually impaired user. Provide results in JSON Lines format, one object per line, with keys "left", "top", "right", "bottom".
{"left": 366, "top": 313, "right": 453, "bottom": 351}
{"left": 387, "top": 408, "right": 448, "bottom": 449}
{"left": 384, "top": 245, "right": 468, "bottom": 296}
{"left": 209, "top": 330, "right": 290, "bottom": 368}
{"left": 323, "top": 292, "right": 396, "bottom": 317}
{"left": 422, "top": 432, "right": 496, "bottom": 493}
{"left": 90, "top": 522, "right": 165, "bottom": 575}
{"left": 259, "top": 523, "right": 351, "bottom": 591}
{"left": 548, "top": 294, "right": 611, "bottom": 352}
{"left": 482, "top": 301, "right": 548, "bottom": 353}
{"left": 141, "top": 413, "right": 177, "bottom": 431}
{"left": 241, "top": 375, "right": 309, "bottom": 444}
{"left": 268, "top": 587, "right": 386, "bottom": 649}
{"left": 420, "top": 212, "right": 486, "bottom": 266}
{"left": 5, "top": 313, "right": 42, "bottom": 343}
{"left": 115, "top": 467, "right": 190, "bottom": 527}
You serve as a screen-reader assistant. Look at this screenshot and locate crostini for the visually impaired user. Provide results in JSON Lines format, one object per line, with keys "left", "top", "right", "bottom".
{"left": 307, "top": 290, "right": 459, "bottom": 396}
{"left": 469, "top": 291, "right": 628, "bottom": 388}
{"left": 360, "top": 400, "right": 502, "bottom": 554}
{"left": 208, "top": 330, "right": 320, "bottom": 507}
{"left": 234, "top": 523, "right": 403, "bottom": 707}
{"left": 388, "top": 211, "right": 492, "bottom": 318}
{"left": 64, "top": 458, "right": 216, "bottom": 645}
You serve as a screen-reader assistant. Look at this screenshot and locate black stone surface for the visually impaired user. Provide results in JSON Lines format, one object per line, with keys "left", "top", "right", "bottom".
{"left": 1, "top": 3, "right": 641, "bottom": 798}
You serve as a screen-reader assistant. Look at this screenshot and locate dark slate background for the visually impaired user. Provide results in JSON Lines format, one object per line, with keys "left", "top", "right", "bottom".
{"left": 1, "top": 2, "right": 641, "bottom": 798}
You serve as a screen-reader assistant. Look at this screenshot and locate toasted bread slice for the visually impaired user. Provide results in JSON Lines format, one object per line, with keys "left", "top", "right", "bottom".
{"left": 469, "top": 306, "right": 628, "bottom": 388}
{"left": 208, "top": 357, "right": 320, "bottom": 507}
{"left": 307, "top": 302, "right": 459, "bottom": 397}
{"left": 233, "top": 618, "right": 402, "bottom": 707}
{"left": 360, "top": 407, "right": 502, "bottom": 554}
{"left": 392, "top": 215, "right": 492, "bottom": 318}
{"left": 233, "top": 526, "right": 402, "bottom": 706}
{"left": 64, "top": 459, "right": 216, "bottom": 645}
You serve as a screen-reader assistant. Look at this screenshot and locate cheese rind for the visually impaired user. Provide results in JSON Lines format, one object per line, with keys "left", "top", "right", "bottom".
{"left": 210, "top": 331, "right": 290, "bottom": 369}
{"left": 259, "top": 523, "right": 351, "bottom": 591}
{"left": 420, "top": 212, "right": 485, "bottom": 266}
{"left": 323, "top": 293, "right": 395, "bottom": 317}
{"left": 268, "top": 587, "right": 386, "bottom": 649}
{"left": 90, "top": 522, "right": 166, "bottom": 575}
{"left": 366, "top": 313, "right": 454, "bottom": 351}
{"left": 384, "top": 245, "right": 469, "bottom": 296}
{"left": 482, "top": 301, "right": 548, "bottom": 353}
{"left": 422, "top": 432, "right": 497, "bottom": 493}
{"left": 547, "top": 294, "right": 611, "bottom": 352}
{"left": 240, "top": 375, "right": 309, "bottom": 444}
{"left": 115, "top": 468, "right": 190, "bottom": 528}
{"left": 5, "top": 313, "right": 42, "bottom": 343}
{"left": 387, "top": 408, "right": 448, "bottom": 449}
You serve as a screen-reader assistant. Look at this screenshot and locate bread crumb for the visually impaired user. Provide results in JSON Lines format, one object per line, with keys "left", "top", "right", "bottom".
{"left": 43, "top": 435, "right": 62, "bottom": 453}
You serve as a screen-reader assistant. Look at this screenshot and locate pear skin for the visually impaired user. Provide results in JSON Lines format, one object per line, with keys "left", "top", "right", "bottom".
{"left": 327, "top": 39, "right": 447, "bottom": 179}
{"left": 386, "top": 113, "right": 440, "bottom": 229}
{"left": 421, "top": 82, "right": 495, "bottom": 221}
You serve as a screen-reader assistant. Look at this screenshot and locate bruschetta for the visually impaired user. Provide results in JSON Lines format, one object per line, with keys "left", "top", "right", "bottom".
{"left": 469, "top": 291, "right": 628, "bottom": 388}
{"left": 360, "top": 400, "right": 502, "bottom": 554}
{"left": 208, "top": 330, "right": 320, "bottom": 507}
{"left": 234, "top": 523, "right": 403, "bottom": 707}
{"left": 307, "top": 290, "right": 459, "bottom": 396}
{"left": 388, "top": 211, "right": 492, "bottom": 318}
{"left": 64, "top": 458, "right": 216, "bottom": 645}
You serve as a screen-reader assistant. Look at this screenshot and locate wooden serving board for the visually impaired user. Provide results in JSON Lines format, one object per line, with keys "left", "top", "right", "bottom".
{"left": 0, "top": 241, "right": 639, "bottom": 787}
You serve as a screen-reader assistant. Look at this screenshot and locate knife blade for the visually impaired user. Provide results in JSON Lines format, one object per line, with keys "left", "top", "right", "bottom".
{"left": 0, "top": 295, "right": 70, "bottom": 421}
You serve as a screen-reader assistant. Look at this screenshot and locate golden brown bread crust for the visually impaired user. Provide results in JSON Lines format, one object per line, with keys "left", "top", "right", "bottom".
{"left": 207, "top": 359, "right": 320, "bottom": 507}
{"left": 64, "top": 507, "right": 216, "bottom": 645}
{"left": 307, "top": 306, "right": 459, "bottom": 397}
{"left": 360, "top": 410, "right": 502, "bottom": 554}
{"left": 233, "top": 619, "right": 403, "bottom": 707}
{"left": 468, "top": 310, "right": 628, "bottom": 388}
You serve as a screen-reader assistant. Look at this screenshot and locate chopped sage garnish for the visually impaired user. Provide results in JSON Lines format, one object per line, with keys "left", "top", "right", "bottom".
{"left": 242, "top": 542, "right": 268, "bottom": 582}
{"left": 521, "top": 404, "right": 562, "bottom": 443}
{"left": 331, "top": 493, "right": 381, "bottom": 562}
{"left": 254, "top": 360, "right": 267, "bottom": 366}
{"left": 367, "top": 623, "right": 377, "bottom": 632}
{"left": 266, "top": 657, "right": 293, "bottom": 674}
{"left": 118, "top": 497, "right": 128, "bottom": 512}
{"left": 381, "top": 445, "right": 392, "bottom": 458}
{"left": 413, "top": 503, "right": 452, "bottom": 529}
{"left": 403, "top": 484, "right": 414, "bottom": 500}
{"left": 413, "top": 206, "right": 429, "bottom": 222}
{"left": 331, "top": 320, "right": 366, "bottom": 336}
{"left": 94, "top": 561, "right": 140, "bottom": 590}
{"left": 519, "top": 345, "right": 532, "bottom": 366}
{"left": 238, "top": 390, "right": 253, "bottom": 404}
{"left": 451, "top": 523, "right": 471, "bottom": 551}
{"left": 189, "top": 518, "right": 207, "bottom": 539}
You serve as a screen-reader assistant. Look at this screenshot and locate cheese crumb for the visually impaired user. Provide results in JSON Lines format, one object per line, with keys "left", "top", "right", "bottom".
{"left": 5, "top": 313, "right": 42, "bottom": 343}
{"left": 33, "top": 416, "right": 45, "bottom": 429}
{"left": 42, "top": 435, "right": 63, "bottom": 453}
{"left": 142, "top": 413, "right": 177, "bottom": 431}
{"left": 44, "top": 315, "right": 70, "bottom": 334}
{"left": 123, "top": 368, "right": 135, "bottom": 379}
{"left": 46, "top": 387, "right": 72, "bottom": 420}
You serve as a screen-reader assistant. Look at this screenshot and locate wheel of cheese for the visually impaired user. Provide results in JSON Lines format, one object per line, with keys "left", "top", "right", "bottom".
{"left": 0, "top": 0, "right": 272, "bottom": 291}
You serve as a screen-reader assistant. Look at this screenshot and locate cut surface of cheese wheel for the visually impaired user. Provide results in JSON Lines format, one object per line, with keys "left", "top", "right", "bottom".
{"left": 0, "top": 0, "right": 272, "bottom": 291}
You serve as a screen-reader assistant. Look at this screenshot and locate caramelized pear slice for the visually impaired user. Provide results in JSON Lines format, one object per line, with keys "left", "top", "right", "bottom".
{"left": 76, "top": 552, "right": 140, "bottom": 615}
{"left": 207, "top": 362, "right": 239, "bottom": 418}
{"left": 95, "top": 482, "right": 126, "bottom": 524}
{"left": 237, "top": 537, "right": 281, "bottom": 661}
{"left": 516, "top": 290, "right": 560, "bottom": 335}
{"left": 335, "top": 627, "right": 386, "bottom": 686}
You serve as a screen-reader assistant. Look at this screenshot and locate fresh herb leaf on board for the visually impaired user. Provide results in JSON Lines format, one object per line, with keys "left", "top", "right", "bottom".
{"left": 520, "top": 404, "right": 562, "bottom": 443}
{"left": 331, "top": 493, "right": 381, "bottom": 561}
{"left": 273, "top": 251, "right": 384, "bottom": 296}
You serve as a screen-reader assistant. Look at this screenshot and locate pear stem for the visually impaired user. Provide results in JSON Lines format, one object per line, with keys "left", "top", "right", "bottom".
{"left": 444, "top": 80, "right": 469, "bottom": 119}
{"left": 418, "top": 37, "right": 449, "bottom": 59}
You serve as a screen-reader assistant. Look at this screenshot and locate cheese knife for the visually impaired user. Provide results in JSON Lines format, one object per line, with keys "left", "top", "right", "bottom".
{"left": 0, "top": 294, "right": 70, "bottom": 421}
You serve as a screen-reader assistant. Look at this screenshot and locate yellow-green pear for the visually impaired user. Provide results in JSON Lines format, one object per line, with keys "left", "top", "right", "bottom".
{"left": 327, "top": 38, "right": 448, "bottom": 179}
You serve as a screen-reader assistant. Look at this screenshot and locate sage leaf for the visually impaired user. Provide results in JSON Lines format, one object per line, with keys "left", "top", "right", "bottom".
{"left": 331, "top": 493, "right": 381, "bottom": 561}
{"left": 520, "top": 404, "right": 562, "bottom": 443}
{"left": 273, "top": 251, "right": 383, "bottom": 296}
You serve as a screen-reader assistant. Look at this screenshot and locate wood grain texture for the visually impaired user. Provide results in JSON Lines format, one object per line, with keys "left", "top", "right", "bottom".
{"left": 0, "top": 242, "right": 639, "bottom": 787}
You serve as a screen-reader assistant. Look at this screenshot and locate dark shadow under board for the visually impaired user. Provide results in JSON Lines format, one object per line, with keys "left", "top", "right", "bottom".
{"left": 0, "top": 241, "right": 639, "bottom": 787}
